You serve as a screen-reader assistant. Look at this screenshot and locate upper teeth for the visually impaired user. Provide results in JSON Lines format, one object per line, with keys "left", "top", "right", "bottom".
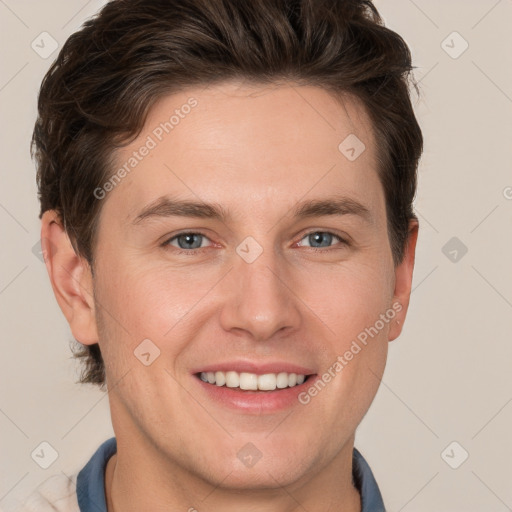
{"left": 199, "top": 371, "right": 306, "bottom": 390}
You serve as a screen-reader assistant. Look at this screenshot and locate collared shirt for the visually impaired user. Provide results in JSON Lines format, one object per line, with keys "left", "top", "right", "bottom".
{"left": 19, "top": 437, "right": 386, "bottom": 511}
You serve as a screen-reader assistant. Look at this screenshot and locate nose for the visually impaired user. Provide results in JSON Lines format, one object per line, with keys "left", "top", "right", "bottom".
{"left": 219, "top": 247, "right": 302, "bottom": 342}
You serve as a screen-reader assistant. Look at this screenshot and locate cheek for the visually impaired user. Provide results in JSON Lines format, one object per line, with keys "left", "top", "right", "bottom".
{"left": 320, "top": 259, "right": 392, "bottom": 409}
{"left": 299, "top": 258, "right": 394, "bottom": 347}
{"left": 94, "top": 258, "right": 218, "bottom": 356}
{"left": 303, "top": 263, "right": 391, "bottom": 437}
{"left": 297, "top": 257, "right": 392, "bottom": 409}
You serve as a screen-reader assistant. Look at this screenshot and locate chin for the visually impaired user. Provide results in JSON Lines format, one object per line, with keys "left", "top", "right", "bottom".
{"left": 206, "top": 459, "right": 308, "bottom": 491}
{"left": 192, "top": 437, "right": 316, "bottom": 491}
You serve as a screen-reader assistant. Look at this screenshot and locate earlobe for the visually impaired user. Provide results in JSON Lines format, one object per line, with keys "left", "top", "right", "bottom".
{"left": 388, "top": 219, "right": 419, "bottom": 342}
{"left": 41, "top": 210, "right": 99, "bottom": 345}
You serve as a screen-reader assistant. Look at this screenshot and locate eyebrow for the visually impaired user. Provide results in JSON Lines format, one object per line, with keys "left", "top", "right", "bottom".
{"left": 132, "top": 195, "right": 373, "bottom": 225}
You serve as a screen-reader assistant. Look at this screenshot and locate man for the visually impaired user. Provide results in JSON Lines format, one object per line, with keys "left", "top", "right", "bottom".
{"left": 23, "top": 0, "right": 422, "bottom": 510}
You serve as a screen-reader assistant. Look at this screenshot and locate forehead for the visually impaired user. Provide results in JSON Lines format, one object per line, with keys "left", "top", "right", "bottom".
{"left": 103, "top": 80, "right": 383, "bottom": 226}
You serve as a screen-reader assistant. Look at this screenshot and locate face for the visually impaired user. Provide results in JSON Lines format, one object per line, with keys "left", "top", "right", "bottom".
{"left": 56, "top": 81, "right": 416, "bottom": 490}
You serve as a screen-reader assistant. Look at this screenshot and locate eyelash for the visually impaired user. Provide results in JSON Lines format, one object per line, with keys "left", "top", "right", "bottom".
{"left": 161, "top": 230, "right": 350, "bottom": 255}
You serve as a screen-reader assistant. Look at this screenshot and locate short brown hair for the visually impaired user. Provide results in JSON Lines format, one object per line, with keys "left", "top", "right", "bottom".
{"left": 33, "top": 0, "right": 423, "bottom": 388}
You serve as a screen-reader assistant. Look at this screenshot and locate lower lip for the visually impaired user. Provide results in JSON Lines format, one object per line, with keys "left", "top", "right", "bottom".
{"left": 194, "top": 374, "right": 318, "bottom": 414}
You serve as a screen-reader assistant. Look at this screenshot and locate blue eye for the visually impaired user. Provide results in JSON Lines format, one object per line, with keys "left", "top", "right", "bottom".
{"left": 298, "top": 231, "right": 347, "bottom": 249}
{"left": 165, "top": 232, "right": 210, "bottom": 251}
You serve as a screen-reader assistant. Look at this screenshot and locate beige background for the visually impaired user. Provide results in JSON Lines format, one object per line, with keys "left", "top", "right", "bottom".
{"left": 1, "top": 1, "right": 511, "bottom": 511}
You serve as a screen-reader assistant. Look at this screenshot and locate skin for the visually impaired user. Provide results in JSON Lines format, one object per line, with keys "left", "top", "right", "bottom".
{"left": 42, "top": 80, "right": 418, "bottom": 512}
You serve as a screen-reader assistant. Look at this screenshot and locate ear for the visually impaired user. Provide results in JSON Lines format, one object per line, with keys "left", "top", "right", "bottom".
{"left": 388, "top": 219, "right": 419, "bottom": 342}
{"left": 40, "top": 210, "right": 99, "bottom": 345}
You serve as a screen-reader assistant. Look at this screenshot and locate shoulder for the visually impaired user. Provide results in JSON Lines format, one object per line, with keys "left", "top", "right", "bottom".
{"left": 16, "top": 437, "right": 116, "bottom": 512}
{"left": 15, "top": 474, "right": 79, "bottom": 512}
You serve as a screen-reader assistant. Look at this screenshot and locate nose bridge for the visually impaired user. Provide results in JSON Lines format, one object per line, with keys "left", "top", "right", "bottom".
{"left": 219, "top": 239, "right": 301, "bottom": 340}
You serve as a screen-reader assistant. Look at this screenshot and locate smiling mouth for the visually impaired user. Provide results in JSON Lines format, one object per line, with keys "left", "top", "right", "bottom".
{"left": 195, "top": 371, "right": 313, "bottom": 391}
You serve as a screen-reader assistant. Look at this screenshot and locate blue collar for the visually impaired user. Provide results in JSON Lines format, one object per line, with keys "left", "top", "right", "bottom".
{"left": 77, "top": 437, "right": 117, "bottom": 512}
{"left": 77, "top": 437, "right": 385, "bottom": 511}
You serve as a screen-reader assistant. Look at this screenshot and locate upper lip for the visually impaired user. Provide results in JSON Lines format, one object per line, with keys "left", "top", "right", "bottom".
{"left": 192, "top": 360, "right": 316, "bottom": 376}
